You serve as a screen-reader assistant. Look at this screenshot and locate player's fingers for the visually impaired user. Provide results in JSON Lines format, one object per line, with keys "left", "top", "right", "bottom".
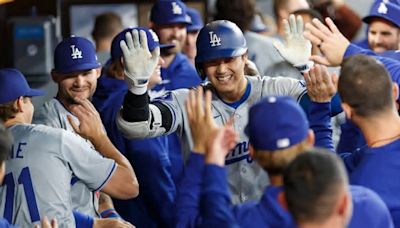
{"left": 309, "top": 66, "right": 317, "bottom": 86}
{"left": 312, "top": 18, "right": 332, "bottom": 37}
{"left": 225, "top": 117, "right": 234, "bottom": 127}
{"left": 139, "top": 29, "right": 149, "bottom": 51}
{"left": 303, "top": 30, "right": 321, "bottom": 45}
{"left": 289, "top": 14, "right": 297, "bottom": 35}
{"left": 331, "top": 72, "right": 339, "bottom": 88}
{"left": 51, "top": 218, "right": 58, "bottom": 228}
{"left": 325, "top": 17, "right": 341, "bottom": 34}
{"left": 186, "top": 89, "right": 195, "bottom": 121}
{"left": 195, "top": 86, "right": 204, "bottom": 119}
{"left": 132, "top": 29, "right": 140, "bottom": 49}
{"left": 204, "top": 90, "right": 213, "bottom": 121}
{"left": 309, "top": 55, "right": 331, "bottom": 66}
{"left": 125, "top": 31, "right": 134, "bottom": 50}
{"left": 305, "top": 20, "right": 329, "bottom": 42}
{"left": 303, "top": 71, "right": 312, "bottom": 86}
{"left": 67, "top": 115, "right": 80, "bottom": 133}
{"left": 283, "top": 19, "right": 290, "bottom": 40}
{"left": 297, "top": 15, "right": 304, "bottom": 35}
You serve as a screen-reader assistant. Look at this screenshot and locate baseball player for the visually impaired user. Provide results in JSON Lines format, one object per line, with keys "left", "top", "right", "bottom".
{"left": 0, "top": 68, "right": 136, "bottom": 227}
{"left": 115, "top": 17, "right": 341, "bottom": 204}
{"left": 92, "top": 27, "right": 177, "bottom": 227}
{"left": 33, "top": 36, "right": 134, "bottom": 218}
{"left": 353, "top": 0, "right": 400, "bottom": 53}
{"left": 177, "top": 87, "right": 393, "bottom": 228}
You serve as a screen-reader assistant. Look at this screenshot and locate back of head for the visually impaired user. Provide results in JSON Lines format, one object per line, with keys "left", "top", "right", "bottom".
{"left": 214, "top": 0, "right": 256, "bottom": 31}
{"left": 245, "top": 96, "right": 310, "bottom": 175}
{"left": 91, "top": 12, "right": 123, "bottom": 41}
{"left": 195, "top": 20, "right": 247, "bottom": 79}
{"left": 53, "top": 36, "right": 101, "bottom": 74}
{"left": 338, "top": 55, "right": 394, "bottom": 117}
{"left": 284, "top": 149, "right": 349, "bottom": 225}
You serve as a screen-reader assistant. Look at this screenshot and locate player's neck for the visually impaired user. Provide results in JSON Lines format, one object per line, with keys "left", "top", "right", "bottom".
{"left": 356, "top": 111, "right": 400, "bottom": 147}
{"left": 4, "top": 116, "right": 30, "bottom": 127}
{"left": 160, "top": 52, "right": 176, "bottom": 68}
{"left": 298, "top": 217, "right": 345, "bottom": 228}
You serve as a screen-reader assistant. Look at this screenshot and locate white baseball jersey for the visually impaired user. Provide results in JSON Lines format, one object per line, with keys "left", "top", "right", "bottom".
{"left": 33, "top": 98, "right": 99, "bottom": 217}
{"left": 118, "top": 75, "right": 307, "bottom": 204}
{"left": 0, "top": 124, "right": 115, "bottom": 227}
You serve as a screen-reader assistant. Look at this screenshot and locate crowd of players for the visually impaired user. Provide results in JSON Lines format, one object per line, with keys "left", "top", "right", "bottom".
{"left": 0, "top": 0, "right": 400, "bottom": 227}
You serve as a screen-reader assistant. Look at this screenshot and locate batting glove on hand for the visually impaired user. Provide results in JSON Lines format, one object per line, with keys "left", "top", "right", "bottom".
{"left": 120, "top": 29, "right": 160, "bottom": 95}
{"left": 273, "top": 14, "right": 313, "bottom": 73}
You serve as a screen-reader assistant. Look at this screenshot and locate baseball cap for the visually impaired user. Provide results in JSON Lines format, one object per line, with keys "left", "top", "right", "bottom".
{"left": 363, "top": 1, "right": 400, "bottom": 28}
{"left": 150, "top": 0, "right": 191, "bottom": 25}
{"left": 0, "top": 68, "right": 46, "bottom": 104}
{"left": 111, "top": 27, "right": 175, "bottom": 61}
{"left": 244, "top": 96, "right": 309, "bottom": 151}
{"left": 186, "top": 7, "right": 204, "bottom": 32}
{"left": 54, "top": 36, "right": 101, "bottom": 74}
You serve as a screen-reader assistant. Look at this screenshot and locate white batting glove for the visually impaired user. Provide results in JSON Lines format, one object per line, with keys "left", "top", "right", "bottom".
{"left": 273, "top": 14, "right": 313, "bottom": 73}
{"left": 120, "top": 29, "right": 160, "bottom": 95}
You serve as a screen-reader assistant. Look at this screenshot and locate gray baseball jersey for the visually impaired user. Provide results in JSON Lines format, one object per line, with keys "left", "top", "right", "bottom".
{"left": 117, "top": 75, "right": 307, "bottom": 204}
{"left": 0, "top": 124, "right": 116, "bottom": 227}
{"left": 33, "top": 98, "right": 99, "bottom": 217}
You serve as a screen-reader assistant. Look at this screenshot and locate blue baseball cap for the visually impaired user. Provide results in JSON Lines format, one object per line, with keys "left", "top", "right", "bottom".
{"left": 150, "top": 0, "right": 191, "bottom": 25}
{"left": 380, "top": 50, "right": 400, "bottom": 61}
{"left": 111, "top": 27, "right": 175, "bottom": 61}
{"left": 186, "top": 7, "right": 204, "bottom": 32}
{"left": 54, "top": 36, "right": 101, "bottom": 74}
{"left": 363, "top": 1, "right": 400, "bottom": 28}
{"left": 245, "top": 96, "right": 309, "bottom": 151}
{"left": 0, "top": 68, "right": 46, "bottom": 104}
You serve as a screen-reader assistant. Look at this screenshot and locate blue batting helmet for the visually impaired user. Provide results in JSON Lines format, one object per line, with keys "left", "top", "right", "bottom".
{"left": 195, "top": 20, "right": 247, "bottom": 79}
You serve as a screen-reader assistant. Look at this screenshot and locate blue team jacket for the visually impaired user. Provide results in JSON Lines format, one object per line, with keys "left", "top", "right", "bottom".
{"left": 92, "top": 75, "right": 176, "bottom": 228}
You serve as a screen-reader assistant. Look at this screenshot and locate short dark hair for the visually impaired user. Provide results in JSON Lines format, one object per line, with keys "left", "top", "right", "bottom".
{"left": 273, "top": 0, "right": 290, "bottom": 21}
{"left": 284, "top": 148, "right": 348, "bottom": 224}
{"left": 92, "top": 12, "right": 123, "bottom": 41}
{"left": 0, "top": 123, "right": 12, "bottom": 164}
{"left": 215, "top": 0, "right": 256, "bottom": 31}
{"left": 339, "top": 55, "right": 394, "bottom": 117}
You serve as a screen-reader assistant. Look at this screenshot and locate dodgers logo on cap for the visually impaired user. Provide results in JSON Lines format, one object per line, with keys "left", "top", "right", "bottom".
{"left": 150, "top": 0, "right": 191, "bottom": 25}
{"left": 363, "top": 1, "right": 400, "bottom": 28}
{"left": 54, "top": 36, "right": 101, "bottom": 74}
{"left": 209, "top": 31, "right": 222, "bottom": 47}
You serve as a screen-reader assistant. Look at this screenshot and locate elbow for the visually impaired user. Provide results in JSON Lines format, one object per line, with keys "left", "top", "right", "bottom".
{"left": 120, "top": 179, "right": 139, "bottom": 199}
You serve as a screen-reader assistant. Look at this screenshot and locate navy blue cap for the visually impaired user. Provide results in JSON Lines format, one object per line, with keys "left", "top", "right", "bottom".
{"left": 54, "top": 36, "right": 101, "bottom": 74}
{"left": 363, "top": 1, "right": 400, "bottom": 28}
{"left": 150, "top": 0, "right": 191, "bottom": 25}
{"left": 186, "top": 7, "right": 204, "bottom": 32}
{"left": 380, "top": 50, "right": 400, "bottom": 61}
{"left": 111, "top": 27, "right": 175, "bottom": 61}
{"left": 250, "top": 14, "right": 269, "bottom": 33}
{"left": 0, "top": 68, "right": 46, "bottom": 104}
{"left": 245, "top": 96, "right": 309, "bottom": 151}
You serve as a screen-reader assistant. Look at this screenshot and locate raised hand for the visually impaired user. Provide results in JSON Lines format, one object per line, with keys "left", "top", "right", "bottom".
{"left": 186, "top": 86, "right": 218, "bottom": 154}
{"left": 33, "top": 217, "right": 58, "bottom": 228}
{"left": 273, "top": 14, "right": 313, "bottom": 72}
{"left": 304, "top": 17, "right": 350, "bottom": 66}
{"left": 121, "top": 29, "right": 160, "bottom": 95}
{"left": 303, "top": 64, "right": 338, "bottom": 103}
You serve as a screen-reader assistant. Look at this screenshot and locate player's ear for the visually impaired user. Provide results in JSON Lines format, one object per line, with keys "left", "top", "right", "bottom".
{"left": 16, "top": 96, "right": 25, "bottom": 112}
{"left": 306, "top": 129, "right": 315, "bottom": 146}
{"left": 51, "top": 70, "right": 59, "bottom": 83}
{"left": 277, "top": 190, "right": 289, "bottom": 210}
{"left": 392, "top": 82, "right": 399, "bottom": 102}
{"left": 341, "top": 103, "right": 352, "bottom": 120}
{"left": 95, "top": 67, "right": 101, "bottom": 79}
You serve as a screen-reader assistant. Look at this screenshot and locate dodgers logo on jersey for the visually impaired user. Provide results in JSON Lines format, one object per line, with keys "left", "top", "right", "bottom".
{"left": 209, "top": 31, "right": 221, "bottom": 47}
{"left": 172, "top": 2, "right": 182, "bottom": 15}
{"left": 70, "top": 45, "right": 82, "bottom": 59}
{"left": 378, "top": 2, "right": 388, "bottom": 14}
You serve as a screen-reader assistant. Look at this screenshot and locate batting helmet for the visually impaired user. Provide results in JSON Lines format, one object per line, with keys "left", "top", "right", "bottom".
{"left": 195, "top": 20, "right": 248, "bottom": 79}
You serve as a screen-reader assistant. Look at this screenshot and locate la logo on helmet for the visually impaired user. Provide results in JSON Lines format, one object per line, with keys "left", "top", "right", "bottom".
{"left": 378, "top": 2, "right": 388, "bottom": 14}
{"left": 70, "top": 45, "right": 82, "bottom": 59}
{"left": 209, "top": 31, "right": 221, "bottom": 47}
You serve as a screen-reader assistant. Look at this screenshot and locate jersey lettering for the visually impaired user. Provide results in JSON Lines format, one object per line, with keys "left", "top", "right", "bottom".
{"left": 225, "top": 141, "right": 252, "bottom": 165}
{"left": 10, "top": 142, "right": 26, "bottom": 159}
{"left": 70, "top": 45, "right": 82, "bottom": 59}
{"left": 3, "top": 167, "right": 40, "bottom": 223}
{"left": 209, "top": 32, "right": 222, "bottom": 47}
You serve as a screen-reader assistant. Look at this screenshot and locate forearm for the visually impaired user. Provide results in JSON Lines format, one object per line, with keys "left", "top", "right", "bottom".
{"left": 308, "top": 102, "right": 334, "bottom": 151}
